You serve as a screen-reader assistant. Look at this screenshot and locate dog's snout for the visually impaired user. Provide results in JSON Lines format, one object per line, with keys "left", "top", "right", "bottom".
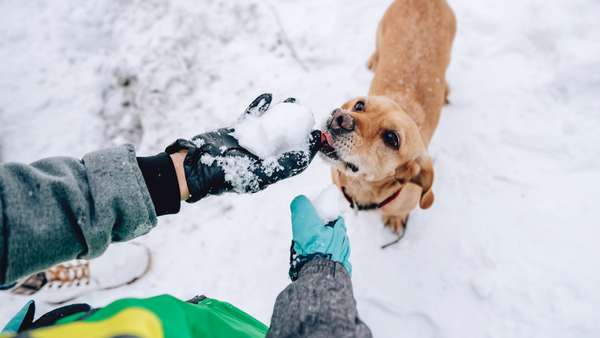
{"left": 328, "top": 109, "right": 355, "bottom": 132}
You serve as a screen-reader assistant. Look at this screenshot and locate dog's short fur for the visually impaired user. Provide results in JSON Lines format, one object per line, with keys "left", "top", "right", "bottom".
{"left": 320, "top": 0, "right": 456, "bottom": 233}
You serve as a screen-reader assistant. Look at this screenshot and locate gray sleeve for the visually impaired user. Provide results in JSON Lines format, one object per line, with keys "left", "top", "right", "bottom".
{"left": 0, "top": 144, "right": 157, "bottom": 285}
{"left": 266, "top": 258, "right": 372, "bottom": 338}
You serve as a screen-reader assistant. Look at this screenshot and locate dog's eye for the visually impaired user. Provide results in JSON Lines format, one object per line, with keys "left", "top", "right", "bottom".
{"left": 382, "top": 131, "right": 399, "bottom": 149}
{"left": 354, "top": 101, "right": 365, "bottom": 112}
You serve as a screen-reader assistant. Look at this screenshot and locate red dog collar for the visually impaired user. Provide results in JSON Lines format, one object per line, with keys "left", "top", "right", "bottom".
{"left": 341, "top": 186, "right": 402, "bottom": 211}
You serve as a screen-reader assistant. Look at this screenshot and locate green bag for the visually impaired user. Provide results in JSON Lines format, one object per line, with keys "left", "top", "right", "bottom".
{"left": 0, "top": 295, "right": 267, "bottom": 338}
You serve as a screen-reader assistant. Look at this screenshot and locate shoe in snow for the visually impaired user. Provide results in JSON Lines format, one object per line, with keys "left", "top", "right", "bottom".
{"left": 4, "top": 242, "right": 151, "bottom": 304}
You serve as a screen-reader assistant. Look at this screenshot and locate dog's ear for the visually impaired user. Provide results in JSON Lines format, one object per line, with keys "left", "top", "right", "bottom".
{"left": 410, "top": 155, "right": 435, "bottom": 209}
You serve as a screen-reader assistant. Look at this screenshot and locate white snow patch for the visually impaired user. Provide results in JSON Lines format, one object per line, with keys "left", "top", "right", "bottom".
{"left": 231, "top": 103, "right": 315, "bottom": 159}
{"left": 311, "top": 185, "right": 341, "bottom": 223}
{"left": 192, "top": 139, "right": 205, "bottom": 148}
{"left": 201, "top": 154, "right": 260, "bottom": 193}
{"left": 261, "top": 157, "right": 285, "bottom": 177}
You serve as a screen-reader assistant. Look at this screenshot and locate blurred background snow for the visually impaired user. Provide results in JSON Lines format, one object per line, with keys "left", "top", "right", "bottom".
{"left": 1, "top": 0, "right": 599, "bottom": 337}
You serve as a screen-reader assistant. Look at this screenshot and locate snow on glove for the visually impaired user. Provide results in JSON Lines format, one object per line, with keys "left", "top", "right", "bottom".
{"left": 289, "top": 195, "right": 352, "bottom": 281}
{"left": 165, "top": 94, "right": 322, "bottom": 203}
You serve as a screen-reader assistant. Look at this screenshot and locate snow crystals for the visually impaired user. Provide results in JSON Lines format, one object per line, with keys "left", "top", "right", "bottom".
{"left": 231, "top": 102, "right": 315, "bottom": 159}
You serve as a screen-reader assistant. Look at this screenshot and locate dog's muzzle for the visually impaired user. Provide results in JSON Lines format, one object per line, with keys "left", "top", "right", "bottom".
{"left": 327, "top": 108, "right": 354, "bottom": 133}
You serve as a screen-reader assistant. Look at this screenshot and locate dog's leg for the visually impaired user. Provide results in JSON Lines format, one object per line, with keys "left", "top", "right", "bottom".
{"left": 381, "top": 183, "right": 419, "bottom": 234}
{"left": 381, "top": 214, "right": 409, "bottom": 249}
{"left": 366, "top": 51, "right": 379, "bottom": 72}
{"left": 382, "top": 214, "right": 408, "bottom": 234}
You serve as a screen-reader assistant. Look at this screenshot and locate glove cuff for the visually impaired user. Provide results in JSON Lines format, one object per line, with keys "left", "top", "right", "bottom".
{"left": 136, "top": 152, "right": 181, "bottom": 216}
{"left": 289, "top": 253, "right": 331, "bottom": 281}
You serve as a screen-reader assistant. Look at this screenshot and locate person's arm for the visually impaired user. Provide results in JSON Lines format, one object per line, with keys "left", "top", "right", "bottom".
{"left": 266, "top": 196, "right": 372, "bottom": 338}
{"left": 0, "top": 94, "right": 322, "bottom": 286}
{"left": 267, "top": 258, "right": 371, "bottom": 338}
{"left": 0, "top": 144, "right": 156, "bottom": 285}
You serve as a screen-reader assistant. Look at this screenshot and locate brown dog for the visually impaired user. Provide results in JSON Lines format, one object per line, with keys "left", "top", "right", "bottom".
{"left": 320, "top": 0, "right": 456, "bottom": 234}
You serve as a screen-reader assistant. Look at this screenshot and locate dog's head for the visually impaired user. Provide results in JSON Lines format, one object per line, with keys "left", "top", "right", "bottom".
{"left": 320, "top": 96, "right": 434, "bottom": 209}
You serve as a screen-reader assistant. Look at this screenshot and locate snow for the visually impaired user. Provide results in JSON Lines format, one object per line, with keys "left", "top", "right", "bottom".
{"left": 199, "top": 101, "right": 315, "bottom": 193}
{"left": 311, "top": 185, "right": 342, "bottom": 223}
{"left": 201, "top": 154, "right": 260, "bottom": 193}
{"left": 198, "top": 102, "right": 314, "bottom": 193}
{"left": 232, "top": 102, "right": 315, "bottom": 159}
{"left": 1, "top": 0, "right": 600, "bottom": 337}
{"left": 192, "top": 139, "right": 206, "bottom": 148}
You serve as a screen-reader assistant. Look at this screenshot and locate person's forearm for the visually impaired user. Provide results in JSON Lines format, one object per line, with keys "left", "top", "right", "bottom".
{"left": 0, "top": 145, "right": 157, "bottom": 285}
{"left": 266, "top": 258, "right": 372, "bottom": 338}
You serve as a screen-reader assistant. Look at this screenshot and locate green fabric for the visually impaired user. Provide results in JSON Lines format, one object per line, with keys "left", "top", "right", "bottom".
{"left": 54, "top": 295, "right": 267, "bottom": 338}
{"left": 290, "top": 195, "right": 352, "bottom": 276}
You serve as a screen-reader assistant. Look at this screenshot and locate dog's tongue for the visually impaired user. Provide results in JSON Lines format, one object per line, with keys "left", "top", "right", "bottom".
{"left": 321, "top": 131, "right": 334, "bottom": 148}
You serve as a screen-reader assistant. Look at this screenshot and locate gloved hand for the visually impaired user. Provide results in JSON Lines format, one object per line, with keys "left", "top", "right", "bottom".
{"left": 288, "top": 195, "right": 352, "bottom": 281}
{"left": 166, "top": 94, "right": 322, "bottom": 202}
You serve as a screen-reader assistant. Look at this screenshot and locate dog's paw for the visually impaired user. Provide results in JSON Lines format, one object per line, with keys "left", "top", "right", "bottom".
{"left": 383, "top": 214, "right": 408, "bottom": 234}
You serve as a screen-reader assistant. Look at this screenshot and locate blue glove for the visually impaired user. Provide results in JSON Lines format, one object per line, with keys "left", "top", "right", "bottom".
{"left": 289, "top": 195, "right": 352, "bottom": 280}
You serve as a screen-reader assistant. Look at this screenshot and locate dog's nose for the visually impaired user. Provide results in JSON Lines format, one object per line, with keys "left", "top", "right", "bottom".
{"left": 328, "top": 109, "right": 355, "bottom": 132}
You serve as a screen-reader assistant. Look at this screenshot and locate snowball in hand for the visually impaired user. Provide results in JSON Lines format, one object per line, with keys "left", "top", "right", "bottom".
{"left": 311, "top": 185, "right": 342, "bottom": 223}
{"left": 231, "top": 102, "right": 316, "bottom": 159}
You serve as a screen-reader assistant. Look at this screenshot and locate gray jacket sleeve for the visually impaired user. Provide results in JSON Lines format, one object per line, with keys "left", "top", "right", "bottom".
{"left": 266, "top": 258, "right": 372, "bottom": 338}
{"left": 0, "top": 144, "right": 157, "bottom": 285}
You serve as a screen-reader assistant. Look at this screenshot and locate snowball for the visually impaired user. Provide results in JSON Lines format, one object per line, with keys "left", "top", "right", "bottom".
{"left": 311, "top": 185, "right": 342, "bottom": 223}
{"left": 196, "top": 101, "right": 315, "bottom": 194}
{"left": 231, "top": 102, "right": 315, "bottom": 159}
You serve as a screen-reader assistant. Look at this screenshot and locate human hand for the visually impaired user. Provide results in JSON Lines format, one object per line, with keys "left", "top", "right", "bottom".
{"left": 165, "top": 94, "right": 322, "bottom": 203}
{"left": 288, "top": 195, "right": 351, "bottom": 280}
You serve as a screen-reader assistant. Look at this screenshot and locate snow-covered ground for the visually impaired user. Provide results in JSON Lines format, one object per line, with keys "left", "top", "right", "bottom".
{"left": 1, "top": 0, "right": 599, "bottom": 336}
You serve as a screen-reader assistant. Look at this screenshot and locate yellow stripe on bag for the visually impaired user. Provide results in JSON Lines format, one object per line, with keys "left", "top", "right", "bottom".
{"left": 27, "top": 307, "right": 164, "bottom": 338}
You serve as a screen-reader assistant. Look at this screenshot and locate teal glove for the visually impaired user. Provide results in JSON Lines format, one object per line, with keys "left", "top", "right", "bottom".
{"left": 289, "top": 195, "right": 352, "bottom": 280}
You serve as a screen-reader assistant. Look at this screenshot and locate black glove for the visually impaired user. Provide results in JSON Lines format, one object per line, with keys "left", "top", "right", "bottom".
{"left": 165, "top": 93, "right": 322, "bottom": 203}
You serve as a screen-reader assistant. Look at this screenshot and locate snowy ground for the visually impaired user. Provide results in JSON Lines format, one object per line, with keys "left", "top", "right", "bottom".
{"left": 1, "top": 0, "right": 600, "bottom": 336}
